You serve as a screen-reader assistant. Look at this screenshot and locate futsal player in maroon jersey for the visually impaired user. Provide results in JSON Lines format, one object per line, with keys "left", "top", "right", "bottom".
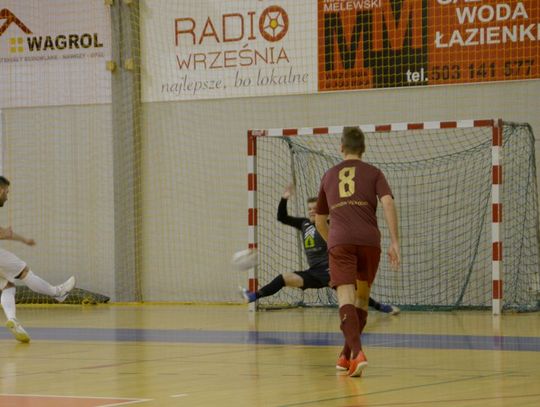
{"left": 240, "top": 183, "right": 400, "bottom": 316}
{"left": 315, "top": 127, "right": 400, "bottom": 377}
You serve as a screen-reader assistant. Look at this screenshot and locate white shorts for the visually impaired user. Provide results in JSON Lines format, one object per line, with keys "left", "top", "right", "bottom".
{"left": 0, "top": 248, "right": 27, "bottom": 290}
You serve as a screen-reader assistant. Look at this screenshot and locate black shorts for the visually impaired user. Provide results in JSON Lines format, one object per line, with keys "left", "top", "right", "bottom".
{"left": 294, "top": 267, "right": 330, "bottom": 290}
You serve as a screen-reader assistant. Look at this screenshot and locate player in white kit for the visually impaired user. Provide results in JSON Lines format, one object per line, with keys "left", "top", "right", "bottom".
{"left": 0, "top": 176, "right": 75, "bottom": 343}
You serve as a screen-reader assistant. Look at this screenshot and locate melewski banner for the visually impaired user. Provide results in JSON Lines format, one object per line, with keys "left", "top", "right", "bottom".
{"left": 318, "top": 0, "right": 539, "bottom": 91}
{"left": 141, "top": 0, "right": 317, "bottom": 101}
{"left": 0, "top": 0, "right": 111, "bottom": 108}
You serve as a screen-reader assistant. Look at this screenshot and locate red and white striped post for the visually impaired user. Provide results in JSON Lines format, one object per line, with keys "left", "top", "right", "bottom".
{"left": 0, "top": 110, "right": 3, "bottom": 174}
{"left": 249, "top": 119, "right": 503, "bottom": 313}
{"left": 491, "top": 119, "right": 503, "bottom": 315}
{"left": 247, "top": 130, "right": 261, "bottom": 312}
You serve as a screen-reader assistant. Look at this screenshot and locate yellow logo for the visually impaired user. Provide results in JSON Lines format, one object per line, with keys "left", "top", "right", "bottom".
{"left": 1, "top": 9, "right": 32, "bottom": 53}
{"left": 9, "top": 37, "right": 23, "bottom": 53}
{"left": 304, "top": 235, "right": 315, "bottom": 249}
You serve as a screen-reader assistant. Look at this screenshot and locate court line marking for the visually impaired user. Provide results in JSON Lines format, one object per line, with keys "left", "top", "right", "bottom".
{"left": 0, "top": 393, "right": 152, "bottom": 406}
{"left": 346, "top": 393, "right": 540, "bottom": 406}
{"left": 277, "top": 372, "right": 509, "bottom": 406}
{"left": 1, "top": 328, "right": 539, "bottom": 351}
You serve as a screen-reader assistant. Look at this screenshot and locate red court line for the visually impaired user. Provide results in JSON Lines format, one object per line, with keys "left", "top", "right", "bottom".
{"left": 0, "top": 395, "right": 149, "bottom": 407}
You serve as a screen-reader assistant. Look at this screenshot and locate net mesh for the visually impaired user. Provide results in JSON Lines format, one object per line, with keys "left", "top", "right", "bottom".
{"left": 1, "top": 1, "right": 539, "bottom": 308}
{"left": 15, "top": 287, "right": 110, "bottom": 305}
{"left": 253, "top": 122, "right": 540, "bottom": 311}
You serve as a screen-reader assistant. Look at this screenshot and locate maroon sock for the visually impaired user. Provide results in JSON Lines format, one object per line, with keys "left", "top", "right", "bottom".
{"left": 357, "top": 308, "right": 368, "bottom": 334}
{"left": 356, "top": 308, "right": 368, "bottom": 351}
{"left": 339, "top": 304, "right": 361, "bottom": 358}
{"left": 340, "top": 341, "right": 351, "bottom": 359}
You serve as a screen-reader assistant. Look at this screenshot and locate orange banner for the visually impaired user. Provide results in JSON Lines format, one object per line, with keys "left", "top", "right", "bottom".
{"left": 318, "top": 0, "right": 539, "bottom": 90}
{"left": 429, "top": 0, "right": 539, "bottom": 84}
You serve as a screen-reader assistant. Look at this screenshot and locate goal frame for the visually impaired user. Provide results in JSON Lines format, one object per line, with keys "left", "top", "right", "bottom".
{"left": 247, "top": 119, "right": 504, "bottom": 314}
{"left": 0, "top": 110, "right": 3, "bottom": 174}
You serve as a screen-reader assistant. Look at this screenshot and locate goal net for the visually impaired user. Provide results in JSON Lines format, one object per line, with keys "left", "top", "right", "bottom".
{"left": 248, "top": 120, "right": 540, "bottom": 312}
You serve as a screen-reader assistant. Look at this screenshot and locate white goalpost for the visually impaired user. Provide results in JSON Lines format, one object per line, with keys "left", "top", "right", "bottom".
{"left": 246, "top": 119, "right": 540, "bottom": 314}
{"left": 0, "top": 110, "right": 3, "bottom": 175}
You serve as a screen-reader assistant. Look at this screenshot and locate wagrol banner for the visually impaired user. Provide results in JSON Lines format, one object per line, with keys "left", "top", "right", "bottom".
{"left": 0, "top": 0, "right": 111, "bottom": 108}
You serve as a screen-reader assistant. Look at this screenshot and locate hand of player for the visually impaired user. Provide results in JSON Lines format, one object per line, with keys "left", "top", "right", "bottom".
{"left": 387, "top": 242, "right": 400, "bottom": 271}
{"left": 24, "top": 238, "right": 36, "bottom": 246}
{"left": 282, "top": 183, "right": 295, "bottom": 199}
{"left": 0, "top": 226, "right": 13, "bottom": 240}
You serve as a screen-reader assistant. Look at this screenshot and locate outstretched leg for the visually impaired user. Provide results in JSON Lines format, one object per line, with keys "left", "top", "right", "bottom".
{"left": 240, "top": 272, "right": 303, "bottom": 303}
{"left": 369, "top": 296, "right": 400, "bottom": 315}
{"left": 368, "top": 296, "right": 380, "bottom": 310}
{"left": 1, "top": 283, "right": 30, "bottom": 343}
{"left": 16, "top": 267, "right": 75, "bottom": 302}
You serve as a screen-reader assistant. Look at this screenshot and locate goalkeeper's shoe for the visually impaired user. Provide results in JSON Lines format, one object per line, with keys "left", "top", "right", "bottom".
{"left": 55, "top": 276, "right": 76, "bottom": 303}
{"left": 379, "top": 304, "right": 400, "bottom": 315}
{"left": 239, "top": 287, "right": 257, "bottom": 303}
{"left": 6, "top": 319, "right": 31, "bottom": 343}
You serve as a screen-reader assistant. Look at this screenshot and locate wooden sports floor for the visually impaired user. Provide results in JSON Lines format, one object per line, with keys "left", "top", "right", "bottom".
{"left": 0, "top": 304, "right": 539, "bottom": 407}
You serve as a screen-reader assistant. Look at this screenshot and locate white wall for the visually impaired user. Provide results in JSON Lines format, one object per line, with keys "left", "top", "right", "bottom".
{"left": 1, "top": 105, "right": 116, "bottom": 298}
{"left": 141, "top": 80, "right": 540, "bottom": 302}
{"left": 1, "top": 80, "right": 537, "bottom": 302}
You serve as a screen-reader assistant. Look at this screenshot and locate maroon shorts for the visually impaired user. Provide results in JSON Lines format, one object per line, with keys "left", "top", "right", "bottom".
{"left": 328, "top": 245, "right": 381, "bottom": 288}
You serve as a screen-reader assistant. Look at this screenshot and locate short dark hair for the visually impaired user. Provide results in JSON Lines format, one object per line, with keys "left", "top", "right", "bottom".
{"left": 307, "top": 197, "right": 318, "bottom": 204}
{"left": 0, "top": 176, "right": 10, "bottom": 187}
{"left": 341, "top": 126, "right": 365, "bottom": 156}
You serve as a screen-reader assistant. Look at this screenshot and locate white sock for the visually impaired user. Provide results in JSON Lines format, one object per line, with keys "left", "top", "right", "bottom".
{"left": 21, "top": 270, "right": 58, "bottom": 297}
{"left": 1, "top": 286, "right": 17, "bottom": 320}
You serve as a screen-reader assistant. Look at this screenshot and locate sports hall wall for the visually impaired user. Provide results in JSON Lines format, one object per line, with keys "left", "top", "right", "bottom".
{"left": 1, "top": 1, "right": 538, "bottom": 302}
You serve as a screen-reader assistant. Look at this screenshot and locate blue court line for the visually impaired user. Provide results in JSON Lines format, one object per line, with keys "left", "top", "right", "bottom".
{"left": 1, "top": 328, "right": 539, "bottom": 351}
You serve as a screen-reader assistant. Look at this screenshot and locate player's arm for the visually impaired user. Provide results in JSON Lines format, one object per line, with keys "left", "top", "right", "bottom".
{"left": 315, "top": 178, "right": 329, "bottom": 241}
{"left": 0, "top": 226, "right": 35, "bottom": 246}
{"left": 277, "top": 184, "right": 303, "bottom": 230}
{"left": 380, "top": 195, "right": 400, "bottom": 270}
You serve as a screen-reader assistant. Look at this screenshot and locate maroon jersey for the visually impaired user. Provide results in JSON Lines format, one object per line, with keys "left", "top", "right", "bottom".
{"left": 317, "top": 159, "right": 393, "bottom": 249}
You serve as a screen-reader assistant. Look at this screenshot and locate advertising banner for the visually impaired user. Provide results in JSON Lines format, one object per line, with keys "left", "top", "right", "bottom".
{"left": 318, "top": 0, "right": 539, "bottom": 91}
{"left": 141, "top": 0, "right": 317, "bottom": 101}
{"left": 0, "top": 0, "right": 111, "bottom": 108}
